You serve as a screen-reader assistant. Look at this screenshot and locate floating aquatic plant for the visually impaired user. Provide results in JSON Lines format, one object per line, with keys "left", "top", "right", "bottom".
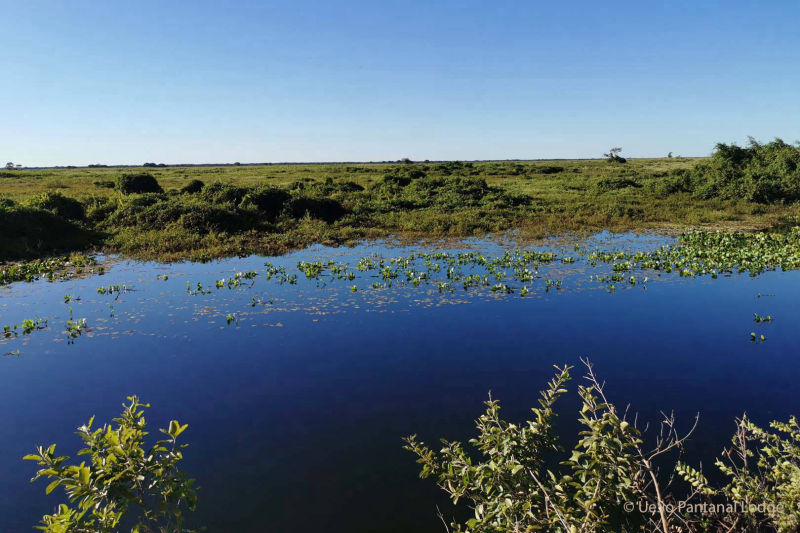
{"left": 65, "top": 317, "right": 87, "bottom": 343}
{"left": 2, "top": 317, "right": 47, "bottom": 339}
{"left": 0, "top": 254, "right": 97, "bottom": 286}
{"left": 753, "top": 313, "right": 773, "bottom": 323}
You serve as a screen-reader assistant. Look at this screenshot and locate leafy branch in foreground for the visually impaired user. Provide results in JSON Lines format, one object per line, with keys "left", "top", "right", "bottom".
{"left": 24, "top": 396, "right": 197, "bottom": 533}
{"left": 405, "top": 360, "right": 800, "bottom": 532}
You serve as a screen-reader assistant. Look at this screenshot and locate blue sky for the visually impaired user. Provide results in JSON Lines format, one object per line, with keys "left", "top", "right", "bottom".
{"left": 2, "top": 0, "right": 799, "bottom": 166}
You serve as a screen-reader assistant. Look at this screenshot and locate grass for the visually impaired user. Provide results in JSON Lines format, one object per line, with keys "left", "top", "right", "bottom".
{"left": 0, "top": 157, "right": 797, "bottom": 262}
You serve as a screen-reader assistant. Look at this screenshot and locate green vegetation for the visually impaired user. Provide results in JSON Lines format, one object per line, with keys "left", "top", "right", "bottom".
{"left": 2, "top": 317, "right": 47, "bottom": 339}
{"left": 171, "top": 225, "right": 800, "bottom": 299}
{"left": 24, "top": 396, "right": 196, "bottom": 533}
{"left": 1, "top": 148, "right": 798, "bottom": 261}
{"left": 117, "top": 173, "right": 164, "bottom": 195}
{"left": 0, "top": 253, "right": 97, "bottom": 285}
{"left": 690, "top": 138, "right": 800, "bottom": 203}
{"left": 406, "top": 362, "right": 800, "bottom": 533}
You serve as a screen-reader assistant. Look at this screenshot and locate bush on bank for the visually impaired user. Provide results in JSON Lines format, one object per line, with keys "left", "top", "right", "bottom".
{"left": 407, "top": 362, "right": 800, "bottom": 533}
{"left": 656, "top": 138, "right": 800, "bottom": 203}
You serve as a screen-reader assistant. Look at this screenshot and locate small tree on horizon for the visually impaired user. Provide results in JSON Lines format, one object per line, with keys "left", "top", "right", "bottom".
{"left": 604, "top": 147, "right": 627, "bottom": 163}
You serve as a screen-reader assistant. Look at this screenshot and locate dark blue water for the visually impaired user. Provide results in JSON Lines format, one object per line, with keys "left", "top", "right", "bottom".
{"left": 1, "top": 234, "right": 799, "bottom": 532}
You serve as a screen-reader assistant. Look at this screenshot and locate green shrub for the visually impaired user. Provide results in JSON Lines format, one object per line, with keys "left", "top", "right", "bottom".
{"left": 435, "top": 161, "right": 476, "bottom": 176}
{"left": 306, "top": 177, "right": 365, "bottom": 196}
{"left": 25, "top": 396, "right": 196, "bottom": 533}
{"left": 22, "top": 192, "right": 85, "bottom": 220}
{"left": 652, "top": 169, "right": 696, "bottom": 197}
{"left": 690, "top": 138, "right": 800, "bottom": 203}
{"left": 378, "top": 167, "right": 427, "bottom": 188}
{"left": 536, "top": 165, "right": 565, "bottom": 174}
{"left": 595, "top": 177, "right": 642, "bottom": 193}
{"left": 0, "top": 206, "right": 95, "bottom": 259}
{"left": 285, "top": 196, "right": 346, "bottom": 222}
{"left": 180, "top": 179, "right": 205, "bottom": 194}
{"left": 239, "top": 185, "right": 290, "bottom": 220}
{"left": 407, "top": 362, "right": 800, "bottom": 533}
{"left": 92, "top": 180, "right": 115, "bottom": 189}
{"left": 105, "top": 195, "right": 180, "bottom": 229}
{"left": 84, "top": 197, "right": 117, "bottom": 223}
{"left": 200, "top": 181, "right": 248, "bottom": 206}
{"left": 406, "top": 175, "right": 491, "bottom": 208}
{"left": 117, "top": 173, "right": 164, "bottom": 194}
{"left": 178, "top": 204, "right": 241, "bottom": 233}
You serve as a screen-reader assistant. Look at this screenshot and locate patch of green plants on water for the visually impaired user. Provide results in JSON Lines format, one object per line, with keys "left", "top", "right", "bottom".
{"left": 584, "top": 226, "right": 800, "bottom": 291}
{"left": 215, "top": 270, "right": 258, "bottom": 289}
{"left": 2, "top": 317, "right": 47, "bottom": 339}
{"left": 171, "top": 226, "right": 800, "bottom": 308}
{"left": 406, "top": 361, "right": 800, "bottom": 533}
{"left": 64, "top": 310, "right": 87, "bottom": 343}
{"left": 24, "top": 396, "right": 196, "bottom": 533}
{"left": 753, "top": 313, "right": 773, "bottom": 323}
{"left": 96, "top": 284, "right": 132, "bottom": 300}
{"left": 0, "top": 254, "right": 97, "bottom": 285}
{"left": 186, "top": 281, "right": 212, "bottom": 295}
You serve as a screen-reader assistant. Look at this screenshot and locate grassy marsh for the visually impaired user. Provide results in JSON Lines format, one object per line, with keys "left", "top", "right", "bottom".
{"left": 1, "top": 157, "right": 797, "bottom": 262}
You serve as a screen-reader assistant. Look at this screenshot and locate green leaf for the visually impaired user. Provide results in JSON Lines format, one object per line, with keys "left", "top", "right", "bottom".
{"left": 45, "top": 480, "right": 60, "bottom": 495}
{"left": 78, "top": 466, "right": 90, "bottom": 485}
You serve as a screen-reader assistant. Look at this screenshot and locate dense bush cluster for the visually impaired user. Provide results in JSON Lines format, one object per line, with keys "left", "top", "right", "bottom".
{"left": 22, "top": 192, "right": 85, "bottom": 220}
{"left": 117, "top": 173, "right": 164, "bottom": 194}
{"left": 0, "top": 203, "right": 95, "bottom": 258}
{"left": 656, "top": 139, "right": 800, "bottom": 203}
{"left": 407, "top": 362, "right": 800, "bottom": 533}
{"left": 368, "top": 166, "right": 529, "bottom": 212}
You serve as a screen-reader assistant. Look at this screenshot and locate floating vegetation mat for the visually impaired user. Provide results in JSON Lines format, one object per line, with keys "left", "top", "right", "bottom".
{"left": 1, "top": 228, "right": 799, "bottom": 355}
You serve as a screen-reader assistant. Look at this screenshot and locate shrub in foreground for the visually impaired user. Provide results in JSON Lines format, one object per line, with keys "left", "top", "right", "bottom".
{"left": 406, "top": 361, "right": 800, "bottom": 532}
{"left": 25, "top": 396, "right": 197, "bottom": 533}
{"left": 0, "top": 205, "right": 95, "bottom": 259}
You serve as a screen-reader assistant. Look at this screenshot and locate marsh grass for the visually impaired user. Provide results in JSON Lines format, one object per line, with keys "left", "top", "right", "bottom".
{"left": 1, "top": 158, "right": 797, "bottom": 261}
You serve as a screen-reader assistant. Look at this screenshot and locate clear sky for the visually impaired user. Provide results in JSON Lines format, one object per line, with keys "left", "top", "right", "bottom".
{"left": 2, "top": 1, "right": 799, "bottom": 166}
